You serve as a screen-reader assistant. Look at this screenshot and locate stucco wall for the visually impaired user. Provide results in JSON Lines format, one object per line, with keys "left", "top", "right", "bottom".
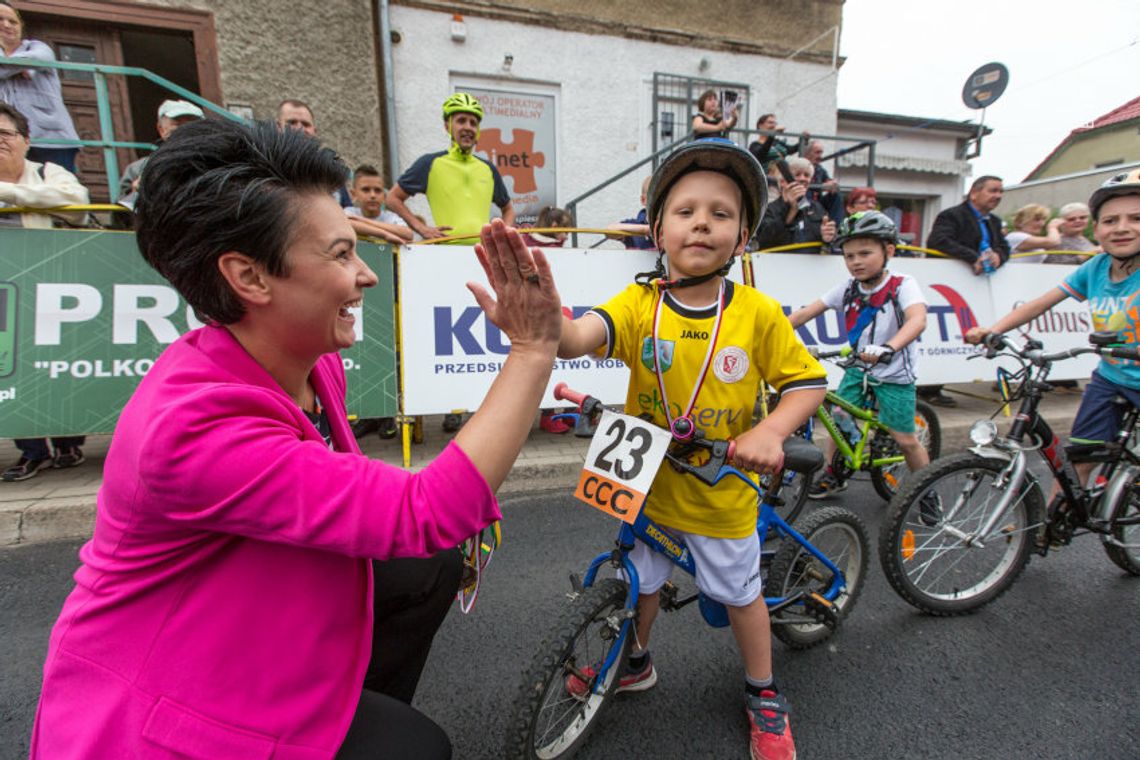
{"left": 388, "top": 5, "right": 838, "bottom": 232}
{"left": 1034, "top": 125, "right": 1140, "bottom": 180}
{"left": 145, "top": 0, "right": 384, "bottom": 171}
{"left": 1003, "top": 161, "right": 1140, "bottom": 215}
{"left": 394, "top": 0, "right": 844, "bottom": 60}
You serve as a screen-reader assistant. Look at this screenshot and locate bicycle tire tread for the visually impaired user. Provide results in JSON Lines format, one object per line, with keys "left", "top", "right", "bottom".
{"left": 878, "top": 452, "right": 1041, "bottom": 616}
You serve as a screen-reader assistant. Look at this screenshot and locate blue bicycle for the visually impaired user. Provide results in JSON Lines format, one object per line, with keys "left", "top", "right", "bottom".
{"left": 504, "top": 385, "right": 870, "bottom": 759}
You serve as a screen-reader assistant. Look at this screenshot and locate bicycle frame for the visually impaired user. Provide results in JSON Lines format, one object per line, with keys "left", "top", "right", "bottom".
{"left": 813, "top": 391, "right": 904, "bottom": 471}
{"left": 574, "top": 465, "right": 848, "bottom": 696}
{"left": 963, "top": 344, "right": 1140, "bottom": 546}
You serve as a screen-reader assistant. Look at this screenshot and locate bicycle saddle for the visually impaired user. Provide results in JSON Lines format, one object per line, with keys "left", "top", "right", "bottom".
{"left": 783, "top": 438, "right": 824, "bottom": 475}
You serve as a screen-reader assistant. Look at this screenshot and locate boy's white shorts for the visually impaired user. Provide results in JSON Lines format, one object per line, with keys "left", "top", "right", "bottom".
{"left": 625, "top": 527, "right": 762, "bottom": 607}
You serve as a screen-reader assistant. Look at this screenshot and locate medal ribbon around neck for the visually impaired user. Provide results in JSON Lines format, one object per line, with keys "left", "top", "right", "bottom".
{"left": 652, "top": 279, "right": 726, "bottom": 441}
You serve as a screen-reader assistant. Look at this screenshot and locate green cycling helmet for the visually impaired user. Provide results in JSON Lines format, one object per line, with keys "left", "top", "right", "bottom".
{"left": 442, "top": 92, "right": 484, "bottom": 122}
{"left": 836, "top": 210, "right": 898, "bottom": 246}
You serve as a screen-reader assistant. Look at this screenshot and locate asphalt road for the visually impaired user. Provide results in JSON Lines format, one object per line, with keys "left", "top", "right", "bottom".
{"left": 2, "top": 477, "right": 1137, "bottom": 759}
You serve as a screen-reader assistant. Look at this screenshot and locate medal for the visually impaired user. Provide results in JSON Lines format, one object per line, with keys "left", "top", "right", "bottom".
{"left": 651, "top": 280, "right": 725, "bottom": 441}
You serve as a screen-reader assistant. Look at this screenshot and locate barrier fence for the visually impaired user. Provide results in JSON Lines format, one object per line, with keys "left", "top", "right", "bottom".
{"left": 0, "top": 228, "right": 1099, "bottom": 467}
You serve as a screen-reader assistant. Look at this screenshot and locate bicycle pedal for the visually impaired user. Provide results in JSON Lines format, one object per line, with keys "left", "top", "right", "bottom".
{"left": 803, "top": 592, "right": 840, "bottom": 627}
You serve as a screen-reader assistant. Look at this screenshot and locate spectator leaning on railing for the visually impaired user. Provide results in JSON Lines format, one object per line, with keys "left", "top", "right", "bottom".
{"left": 1005, "top": 203, "right": 1063, "bottom": 265}
{"left": 0, "top": 101, "right": 86, "bottom": 228}
{"left": 919, "top": 174, "right": 1009, "bottom": 408}
{"left": 1054, "top": 201, "right": 1099, "bottom": 264}
{"left": 0, "top": 101, "right": 89, "bottom": 482}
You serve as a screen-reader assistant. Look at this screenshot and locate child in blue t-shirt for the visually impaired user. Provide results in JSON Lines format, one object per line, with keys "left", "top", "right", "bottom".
{"left": 967, "top": 169, "right": 1140, "bottom": 486}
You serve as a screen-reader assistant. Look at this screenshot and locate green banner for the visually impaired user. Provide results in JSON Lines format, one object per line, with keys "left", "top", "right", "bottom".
{"left": 0, "top": 229, "right": 398, "bottom": 438}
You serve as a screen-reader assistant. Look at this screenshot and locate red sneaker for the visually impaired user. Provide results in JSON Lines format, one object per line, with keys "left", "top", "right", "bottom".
{"left": 565, "top": 656, "right": 657, "bottom": 698}
{"left": 747, "top": 690, "right": 795, "bottom": 760}
{"left": 539, "top": 410, "right": 571, "bottom": 434}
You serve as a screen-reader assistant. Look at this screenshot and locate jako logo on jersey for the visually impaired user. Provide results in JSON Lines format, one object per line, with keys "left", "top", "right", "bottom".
{"left": 640, "top": 337, "right": 674, "bottom": 371}
{"left": 680, "top": 329, "right": 709, "bottom": 340}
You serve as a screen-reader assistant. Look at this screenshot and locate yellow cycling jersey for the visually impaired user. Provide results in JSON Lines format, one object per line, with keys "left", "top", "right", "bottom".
{"left": 592, "top": 280, "right": 826, "bottom": 539}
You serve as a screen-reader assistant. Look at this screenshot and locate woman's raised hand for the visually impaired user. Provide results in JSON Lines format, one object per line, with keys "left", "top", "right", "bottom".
{"left": 467, "top": 218, "right": 562, "bottom": 353}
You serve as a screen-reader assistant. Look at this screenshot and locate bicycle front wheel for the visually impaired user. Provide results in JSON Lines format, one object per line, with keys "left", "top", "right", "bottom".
{"left": 768, "top": 507, "right": 869, "bottom": 649}
{"left": 504, "top": 578, "right": 633, "bottom": 760}
{"left": 879, "top": 452, "right": 1043, "bottom": 615}
{"left": 1104, "top": 480, "right": 1140, "bottom": 575}
{"left": 869, "top": 399, "right": 942, "bottom": 501}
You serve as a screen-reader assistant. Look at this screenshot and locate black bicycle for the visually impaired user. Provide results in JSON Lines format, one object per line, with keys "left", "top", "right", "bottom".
{"left": 879, "top": 331, "right": 1140, "bottom": 615}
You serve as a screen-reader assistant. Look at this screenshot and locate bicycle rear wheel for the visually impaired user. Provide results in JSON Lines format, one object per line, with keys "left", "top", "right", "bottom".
{"left": 870, "top": 399, "right": 942, "bottom": 501}
{"left": 768, "top": 507, "right": 869, "bottom": 649}
{"left": 879, "top": 452, "right": 1043, "bottom": 615}
{"left": 504, "top": 578, "right": 633, "bottom": 759}
{"left": 1104, "top": 480, "right": 1140, "bottom": 575}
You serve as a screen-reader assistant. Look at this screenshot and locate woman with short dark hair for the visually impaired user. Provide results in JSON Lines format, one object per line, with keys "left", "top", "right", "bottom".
{"left": 30, "top": 119, "right": 562, "bottom": 758}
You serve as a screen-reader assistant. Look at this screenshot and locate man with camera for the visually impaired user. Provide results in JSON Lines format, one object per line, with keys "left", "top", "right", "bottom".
{"left": 754, "top": 156, "right": 837, "bottom": 253}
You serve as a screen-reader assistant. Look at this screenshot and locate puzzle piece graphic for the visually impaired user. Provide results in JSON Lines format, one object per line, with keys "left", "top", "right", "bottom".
{"left": 477, "top": 129, "right": 546, "bottom": 194}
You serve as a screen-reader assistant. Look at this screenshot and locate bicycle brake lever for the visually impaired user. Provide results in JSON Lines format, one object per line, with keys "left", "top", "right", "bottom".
{"left": 664, "top": 439, "right": 732, "bottom": 486}
{"left": 572, "top": 397, "right": 604, "bottom": 438}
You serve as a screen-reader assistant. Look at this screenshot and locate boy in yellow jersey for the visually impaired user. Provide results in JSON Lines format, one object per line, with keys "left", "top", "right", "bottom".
{"left": 558, "top": 139, "right": 826, "bottom": 760}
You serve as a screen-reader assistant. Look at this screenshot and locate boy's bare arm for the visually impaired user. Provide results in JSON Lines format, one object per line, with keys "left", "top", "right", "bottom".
{"left": 887, "top": 303, "right": 927, "bottom": 350}
{"left": 347, "top": 215, "right": 414, "bottom": 243}
{"left": 558, "top": 313, "right": 607, "bottom": 359}
{"left": 965, "top": 288, "right": 1067, "bottom": 344}
{"left": 732, "top": 387, "right": 825, "bottom": 474}
{"left": 787, "top": 300, "right": 826, "bottom": 328}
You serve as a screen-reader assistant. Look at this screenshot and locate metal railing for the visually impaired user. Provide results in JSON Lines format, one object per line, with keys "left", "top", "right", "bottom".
{"left": 0, "top": 56, "right": 242, "bottom": 201}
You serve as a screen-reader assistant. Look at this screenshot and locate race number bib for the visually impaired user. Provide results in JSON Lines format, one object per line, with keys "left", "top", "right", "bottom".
{"left": 573, "top": 410, "right": 671, "bottom": 523}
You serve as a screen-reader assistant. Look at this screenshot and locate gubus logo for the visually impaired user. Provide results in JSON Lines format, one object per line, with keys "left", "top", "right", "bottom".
{"left": 786, "top": 283, "right": 980, "bottom": 345}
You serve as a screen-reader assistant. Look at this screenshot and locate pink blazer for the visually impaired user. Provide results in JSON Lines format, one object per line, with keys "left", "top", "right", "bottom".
{"left": 30, "top": 325, "right": 499, "bottom": 759}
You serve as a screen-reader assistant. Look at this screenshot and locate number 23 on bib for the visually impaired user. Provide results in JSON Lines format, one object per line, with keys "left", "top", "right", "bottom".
{"left": 574, "top": 409, "right": 672, "bottom": 523}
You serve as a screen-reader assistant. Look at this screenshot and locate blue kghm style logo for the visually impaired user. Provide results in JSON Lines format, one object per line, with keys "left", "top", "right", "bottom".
{"left": 641, "top": 337, "right": 673, "bottom": 372}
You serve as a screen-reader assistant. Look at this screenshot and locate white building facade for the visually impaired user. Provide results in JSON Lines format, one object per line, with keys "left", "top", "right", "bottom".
{"left": 387, "top": 4, "right": 840, "bottom": 230}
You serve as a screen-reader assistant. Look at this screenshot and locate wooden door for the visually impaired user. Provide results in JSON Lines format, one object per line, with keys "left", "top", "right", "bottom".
{"left": 23, "top": 16, "right": 134, "bottom": 202}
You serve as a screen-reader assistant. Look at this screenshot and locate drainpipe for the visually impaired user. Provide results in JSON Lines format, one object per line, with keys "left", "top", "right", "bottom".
{"left": 376, "top": 0, "right": 400, "bottom": 185}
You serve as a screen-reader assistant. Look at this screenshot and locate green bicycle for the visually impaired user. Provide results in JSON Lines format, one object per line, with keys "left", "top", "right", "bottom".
{"left": 793, "top": 347, "right": 942, "bottom": 504}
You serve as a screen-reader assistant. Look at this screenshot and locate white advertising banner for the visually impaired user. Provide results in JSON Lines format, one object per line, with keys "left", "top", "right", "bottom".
{"left": 399, "top": 247, "right": 1095, "bottom": 414}
{"left": 750, "top": 256, "right": 1096, "bottom": 387}
{"left": 400, "top": 246, "right": 660, "bottom": 415}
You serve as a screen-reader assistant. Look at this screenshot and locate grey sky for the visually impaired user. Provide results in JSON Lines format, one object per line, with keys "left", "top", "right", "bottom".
{"left": 837, "top": 0, "right": 1140, "bottom": 187}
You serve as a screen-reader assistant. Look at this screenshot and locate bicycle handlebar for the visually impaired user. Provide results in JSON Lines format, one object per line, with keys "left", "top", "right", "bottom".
{"left": 809, "top": 344, "right": 894, "bottom": 368}
{"left": 982, "top": 332, "right": 1140, "bottom": 365}
{"left": 552, "top": 383, "right": 822, "bottom": 486}
{"left": 553, "top": 382, "right": 588, "bottom": 407}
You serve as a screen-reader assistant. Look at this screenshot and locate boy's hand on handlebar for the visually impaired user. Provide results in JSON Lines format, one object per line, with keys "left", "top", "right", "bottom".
{"left": 729, "top": 427, "right": 785, "bottom": 476}
{"left": 964, "top": 326, "right": 990, "bottom": 345}
{"left": 858, "top": 345, "right": 894, "bottom": 364}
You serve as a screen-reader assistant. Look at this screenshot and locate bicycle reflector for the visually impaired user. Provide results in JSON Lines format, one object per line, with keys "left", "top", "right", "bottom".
{"left": 901, "top": 529, "right": 916, "bottom": 561}
{"left": 969, "top": 420, "right": 998, "bottom": 446}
